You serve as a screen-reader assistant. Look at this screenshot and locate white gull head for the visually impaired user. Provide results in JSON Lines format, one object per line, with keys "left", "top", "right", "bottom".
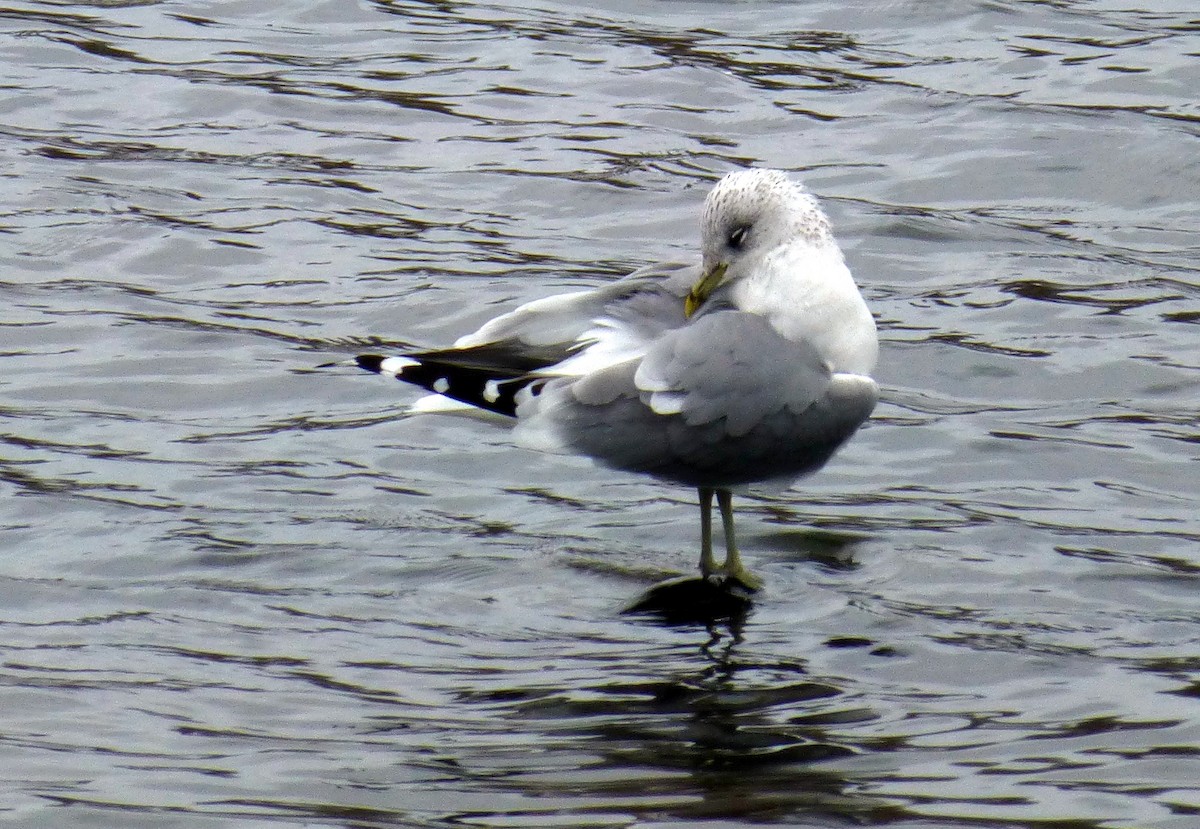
{"left": 698, "top": 169, "right": 877, "bottom": 377}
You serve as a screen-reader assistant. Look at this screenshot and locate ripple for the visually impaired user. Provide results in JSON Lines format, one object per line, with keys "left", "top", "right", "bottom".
{"left": 1, "top": 0, "right": 1198, "bottom": 827}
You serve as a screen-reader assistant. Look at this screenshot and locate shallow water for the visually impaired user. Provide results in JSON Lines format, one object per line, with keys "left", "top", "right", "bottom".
{"left": 2, "top": 1, "right": 1198, "bottom": 827}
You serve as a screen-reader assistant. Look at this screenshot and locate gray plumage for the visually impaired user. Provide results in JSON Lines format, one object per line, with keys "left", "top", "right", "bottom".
{"left": 521, "top": 309, "right": 875, "bottom": 489}
{"left": 355, "top": 169, "right": 879, "bottom": 590}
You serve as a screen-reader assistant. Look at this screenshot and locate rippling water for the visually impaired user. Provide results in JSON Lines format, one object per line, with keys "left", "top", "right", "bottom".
{"left": 2, "top": 1, "right": 1198, "bottom": 827}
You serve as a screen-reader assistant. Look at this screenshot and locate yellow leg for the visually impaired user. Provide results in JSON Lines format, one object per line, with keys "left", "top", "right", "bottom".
{"left": 716, "top": 489, "right": 762, "bottom": 591}
{"left": 698, "top": 487, "right": 717, "bottom": 577}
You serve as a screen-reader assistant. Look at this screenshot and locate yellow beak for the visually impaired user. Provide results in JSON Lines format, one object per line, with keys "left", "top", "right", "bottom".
{"left": 684, "top": 261, "right": 728, "bottom": 319}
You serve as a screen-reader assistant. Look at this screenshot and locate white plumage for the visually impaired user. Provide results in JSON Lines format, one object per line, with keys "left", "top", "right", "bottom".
{"left": 355, "top": 169, "right": 878, "bottom": 590}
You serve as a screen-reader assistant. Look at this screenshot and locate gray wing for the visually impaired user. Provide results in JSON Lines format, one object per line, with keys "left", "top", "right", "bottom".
{"left": 356, "top": 260, "right": 702, "bottom": 417}
{"left": 454, "top": 260, "right": 698, "bottom": 353}
{"left": 516, "top": 311, "right": 878, "bottom": 487}
{"left": 633, "top": 311, "right": 831, "bottom": 436}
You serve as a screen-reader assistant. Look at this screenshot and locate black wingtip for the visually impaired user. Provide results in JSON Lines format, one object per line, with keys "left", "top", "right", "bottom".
{"left": 356, "top": 354, "right": 385, "bottom": 373}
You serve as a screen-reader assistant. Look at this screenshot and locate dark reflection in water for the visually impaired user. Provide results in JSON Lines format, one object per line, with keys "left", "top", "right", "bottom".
{"left": 445, "top": 630, "right": 882, "bottom": 824}
{"left": 2, "top": 0, "right": 1199, "bottom": 827}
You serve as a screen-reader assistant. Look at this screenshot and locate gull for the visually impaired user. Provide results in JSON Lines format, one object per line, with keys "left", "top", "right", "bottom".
{"left": 355, "top": 169, "right": 878, "bottom": 590}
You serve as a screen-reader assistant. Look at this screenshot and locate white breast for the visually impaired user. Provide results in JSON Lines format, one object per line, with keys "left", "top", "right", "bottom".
{"left": 732, "top": 241, "right": 877, "bottom": 377}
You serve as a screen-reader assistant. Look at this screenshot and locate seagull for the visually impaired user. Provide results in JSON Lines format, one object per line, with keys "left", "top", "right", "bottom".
{"left": 355, "top": 169, "right": 878, "bottom": 590}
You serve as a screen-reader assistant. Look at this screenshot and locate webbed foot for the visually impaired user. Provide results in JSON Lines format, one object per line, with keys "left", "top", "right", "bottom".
{"left": 705, "top": 564, "right": 763, "bottom": 593}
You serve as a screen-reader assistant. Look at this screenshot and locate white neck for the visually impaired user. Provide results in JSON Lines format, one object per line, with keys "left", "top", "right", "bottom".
{"left": 731, "top": 240, "right": 877, "bottom": 376}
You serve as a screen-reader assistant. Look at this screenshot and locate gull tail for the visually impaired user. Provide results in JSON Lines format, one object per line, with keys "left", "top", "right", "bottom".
{"left": 355, "top": 350, "right": 547, "bottom": 418}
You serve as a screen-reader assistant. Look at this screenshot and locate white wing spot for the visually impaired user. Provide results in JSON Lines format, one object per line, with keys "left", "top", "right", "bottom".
{"left": 483, "top": 380, "right": 501, "bottom": 403}
{"left": 433, "top": 377, "right": 450, "bottom": 393}
{"left": 380, "top": 356, "right": 419, "bottom": 375}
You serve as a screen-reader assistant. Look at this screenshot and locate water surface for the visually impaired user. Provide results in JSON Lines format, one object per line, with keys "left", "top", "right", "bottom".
{"left": 2, "top": 1, "right": 1198, "bottom": 827}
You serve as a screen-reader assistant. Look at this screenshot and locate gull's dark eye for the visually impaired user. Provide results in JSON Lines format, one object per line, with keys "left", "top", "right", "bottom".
{"left": 728, "top": 224, "right": 751, "bottom": 250}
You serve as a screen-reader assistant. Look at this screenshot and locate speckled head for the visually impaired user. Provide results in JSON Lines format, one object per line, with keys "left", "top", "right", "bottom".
{"left": 700, "top": 169, "right": 834, "bottom": 275}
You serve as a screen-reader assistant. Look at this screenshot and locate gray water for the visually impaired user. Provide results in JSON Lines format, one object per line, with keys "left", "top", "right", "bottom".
{"left": 2, "top": 1, "right": 1198, "bottom": 827}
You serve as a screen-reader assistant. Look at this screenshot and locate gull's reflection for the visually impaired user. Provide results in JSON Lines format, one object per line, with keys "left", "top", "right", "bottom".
{"left": 447, "top": 606, "right": 893, "bottom": 824}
